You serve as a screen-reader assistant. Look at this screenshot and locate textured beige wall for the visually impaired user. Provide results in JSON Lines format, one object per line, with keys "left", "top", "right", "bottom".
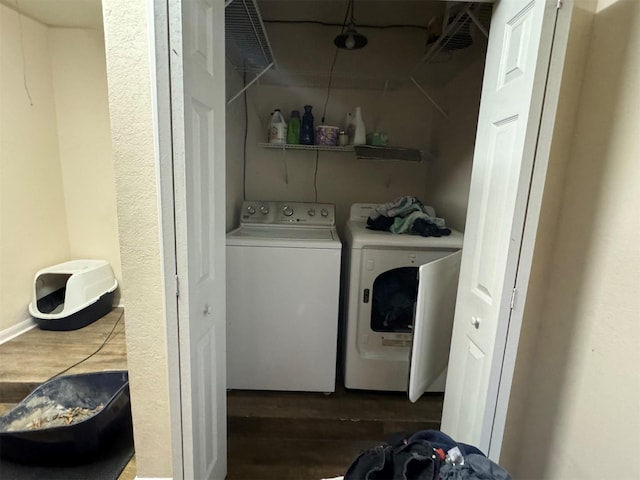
{"left": 506, "top": 0, "right": 640, "bottom": 478}
{"left": 102, "top": 0, "right": 173, "bottom": 477}
{"left": 0, "top": 4, "right": 70, "bottom": 331}
{"left": 500, "top": 0, "right": 597, "bottom": 471}
{"left": 49, "top": 27, "right": 122, "bottom": 299}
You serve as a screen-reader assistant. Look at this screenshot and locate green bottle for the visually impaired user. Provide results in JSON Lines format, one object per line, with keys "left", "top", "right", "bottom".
{"left": 287, "top": 110, "right": 301, "bottom": 144}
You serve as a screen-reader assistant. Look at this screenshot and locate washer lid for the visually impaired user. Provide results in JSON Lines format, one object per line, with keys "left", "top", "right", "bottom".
{"left": 346, "top": 220, "right": 464, "bottom": 249}
{"left": 226, "top": 225, "right": 341, "bottom": 249}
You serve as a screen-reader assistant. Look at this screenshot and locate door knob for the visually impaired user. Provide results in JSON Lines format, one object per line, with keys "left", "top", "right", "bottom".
{"left": 471, "top": 316, "right": 481, "bottom": 329}
{"left": 204, "top": 304, "right": 212, "bottom": 315}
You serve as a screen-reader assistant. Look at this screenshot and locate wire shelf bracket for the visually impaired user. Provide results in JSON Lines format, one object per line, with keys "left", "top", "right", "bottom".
{"left": 225, "top": 0, "right": 276, "bottom": 105}
{"left": 409, "top": 76, "right": 449, "bottom": 120}
{"left": 408, "top": 1, "right": 492, "bottom": 120}
{"left": 227, "top": 62, "right": 274, "bottom": 105}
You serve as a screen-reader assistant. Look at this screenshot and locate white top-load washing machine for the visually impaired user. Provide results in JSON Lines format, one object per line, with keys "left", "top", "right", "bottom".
{"left": 342, "top": 203, "right": 464, "bottom": 400}
{"left": 226, "top": 201, "right": 342, "bottom": 393}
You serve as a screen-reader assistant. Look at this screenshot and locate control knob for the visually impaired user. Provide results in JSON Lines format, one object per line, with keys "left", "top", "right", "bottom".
{"left": 308, "top": 209, "right": 316, "bottom": 217}
{"left": 246, "top": 205, "right": 256, "bottom": 215}
{"left": 320, "top": 208, "right": 329, "bottom": 217}
{"left": 282, "top": 205, "right": 294, "bottom": 217}
{"left": 260, "top": 205, "right": 269, "bottom": 215}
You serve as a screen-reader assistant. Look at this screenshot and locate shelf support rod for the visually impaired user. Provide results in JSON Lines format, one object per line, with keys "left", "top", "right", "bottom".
{"left": 227, "top": 62, "right": 274, "bottom": 105}
{"left": 409, "top": 76, "right": 449, "bottom": 120}
{"left": 467, "top": 8, "right": 489, "bottom": 39}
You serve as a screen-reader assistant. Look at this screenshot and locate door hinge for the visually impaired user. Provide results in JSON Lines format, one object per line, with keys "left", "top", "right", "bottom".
{"left": 510, "top": 288, "right": 517, "bottom": 310}
{"left": 556, "top": 0, "right": 562, "bottom": 9}
{"left": 175, "top": 275, "right": 180, "bottom": 298}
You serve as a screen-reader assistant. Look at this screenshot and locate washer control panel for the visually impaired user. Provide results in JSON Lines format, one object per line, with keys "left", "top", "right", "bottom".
{"left": 240, "top": 201, "right": 336, "bottom": 226}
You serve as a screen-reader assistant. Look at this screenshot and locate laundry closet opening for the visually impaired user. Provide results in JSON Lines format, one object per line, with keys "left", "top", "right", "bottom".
{"left": 223, "top": 0, "right": 492, "bottom": 450}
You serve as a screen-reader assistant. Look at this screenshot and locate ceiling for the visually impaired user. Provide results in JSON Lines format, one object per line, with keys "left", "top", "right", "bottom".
{"left": 0, "top": 0, "right": 103, "bottom": 28}
{"left": 257, "top": 0, "right": 447, "bottom": 26}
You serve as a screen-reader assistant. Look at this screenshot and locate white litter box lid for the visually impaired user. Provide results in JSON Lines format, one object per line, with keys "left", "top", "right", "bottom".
{"left": 28, "top": 260, "right": 117, "bottom": 320}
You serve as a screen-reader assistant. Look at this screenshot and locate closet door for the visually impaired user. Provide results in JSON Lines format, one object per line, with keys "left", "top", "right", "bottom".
{"left": 168, "top": 0, "right": 227, "bottom": 478}
{"left": 441, "top": 0, "right": 559, "bottom": 458}
{"left": 408, "top": 251, "right": 462, "bottom": 402}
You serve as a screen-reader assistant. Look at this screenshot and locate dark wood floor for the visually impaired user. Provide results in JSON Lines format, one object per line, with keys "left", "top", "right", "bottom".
{"left": 0, "top": 308, "right": 444, "bottom": 479}
{"left": 227, "top": 387, "right": 443, "bottom": 479}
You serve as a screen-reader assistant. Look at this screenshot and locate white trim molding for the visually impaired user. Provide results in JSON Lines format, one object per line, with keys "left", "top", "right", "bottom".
{"left": 0, "top": 318, "right": 36, "bottom": 345}
{"left": 135, "top": 477, "right": 173, "bottom": 480}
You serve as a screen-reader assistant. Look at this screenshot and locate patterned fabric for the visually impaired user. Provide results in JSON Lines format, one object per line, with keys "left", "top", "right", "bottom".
{"left": 367, "top": 196, "right": 451, "bottom": 237}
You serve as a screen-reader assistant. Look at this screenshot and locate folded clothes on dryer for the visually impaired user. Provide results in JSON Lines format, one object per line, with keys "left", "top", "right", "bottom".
{"left": 367, "top": 196, "right": 451, "bottom": 237}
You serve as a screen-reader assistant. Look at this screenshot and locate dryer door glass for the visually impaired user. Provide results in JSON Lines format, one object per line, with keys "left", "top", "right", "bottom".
{"left": 371, "top": 267, "right": 418, "bottom": 333}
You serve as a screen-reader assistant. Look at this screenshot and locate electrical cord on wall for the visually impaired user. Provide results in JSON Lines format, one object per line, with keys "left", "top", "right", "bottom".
{"left": 314, "top": 150, "right": 319, "bottom": 202}
{"left": 14, "top": 0, "right": 34, "bottom": 106}
{"left": 243, "top": 68, "right": 248, "bottom": 201}
{"left": 42, "top": 309, "right": 125, "bottom": 384}
{"left": 314, "top": 1, "right": 351, "bottom": 202}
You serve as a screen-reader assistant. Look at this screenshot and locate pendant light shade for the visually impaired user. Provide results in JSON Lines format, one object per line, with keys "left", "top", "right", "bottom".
{"left": 334, "top": 0, "right": 367, "bottom": 50}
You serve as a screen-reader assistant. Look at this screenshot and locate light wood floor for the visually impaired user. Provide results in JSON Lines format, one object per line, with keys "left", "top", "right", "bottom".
{"left": 1, "top": 308, "right": 444, "bottom": 479}
{"left": 0, "top": 307, "right": 127, "bottom": 403}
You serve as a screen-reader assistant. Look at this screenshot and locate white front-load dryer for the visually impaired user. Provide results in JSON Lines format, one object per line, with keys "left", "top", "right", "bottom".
{"left": 342, "top": 204, "right": 464, "bottom": 393}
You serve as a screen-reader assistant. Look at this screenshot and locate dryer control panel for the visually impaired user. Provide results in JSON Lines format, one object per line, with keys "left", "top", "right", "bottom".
{"left": 240, "top": 201, "right": 336, "bottom": 226}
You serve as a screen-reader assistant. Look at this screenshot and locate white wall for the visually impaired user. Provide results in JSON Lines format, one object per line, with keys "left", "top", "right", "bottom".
{"left": 0, "top": 3, "right": 122, "bottom": 335}
{"left": 102, "top": 0, "right": 173, "bottom": 477}
{"left": 235, "top": 21, "right": 483, "bottom": 232}
{"left": 226, "top": 61, "right": 247, "bottom": 232}
{"left": 233, "top": 19, "right": 489, "bottom": 233}
{"left": 245, "top": 83, "right": 434, "bottom": 231}
{"left": 504, "top": 0, "right": 640, "bottom": 478}
{"left": 427, "top": 57, "right": 485, "bottom": 232}
{"left": 0, "top": 4, "right": 70, "bottom": 332}
{"left": 49, "top": 27, "right": 122, "bottom": 298}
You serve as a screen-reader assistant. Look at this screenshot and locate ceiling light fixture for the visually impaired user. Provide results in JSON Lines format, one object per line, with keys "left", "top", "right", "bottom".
{"left": 334, "top": 0, "right": 367, "bottom": 50}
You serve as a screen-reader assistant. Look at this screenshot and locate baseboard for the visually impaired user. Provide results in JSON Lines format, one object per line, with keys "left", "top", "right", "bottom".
{"left": 135, "top": 477, "right": 173, "bottom": 480}
{"left": 0, "top": 317, "right": 36, "bottom": 345}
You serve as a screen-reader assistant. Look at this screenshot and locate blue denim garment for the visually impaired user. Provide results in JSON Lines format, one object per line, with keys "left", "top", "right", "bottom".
{"left": 439, "top": 454, "right": 512, "bottom": 480}
{"left": 405, "top": 430, "right": 485, "bottom": 457}
{"left": 344, "top": 438, "right": 439, "bottom": 480}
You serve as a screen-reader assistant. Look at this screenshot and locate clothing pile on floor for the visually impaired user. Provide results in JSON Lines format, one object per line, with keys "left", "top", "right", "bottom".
{"left": 367, "top": 196, "right": 452, "bottom": 237}
{"left": 340, "top": 429, "right": 511, "bottom": 480}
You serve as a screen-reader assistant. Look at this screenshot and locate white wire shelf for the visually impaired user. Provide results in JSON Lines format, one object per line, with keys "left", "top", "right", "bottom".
{"left": 259, "top": 143, "right": 428, "bottom": 162}
{"left": 258, "top": 143, "right": 354, "bottom": 152}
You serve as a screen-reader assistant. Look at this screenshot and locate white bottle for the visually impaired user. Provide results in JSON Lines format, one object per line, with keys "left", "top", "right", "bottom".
{"left": 268, "top": 109, "right": 287, "bottom": 144}
{"left": 352, "top": 106, "right": 366, "bottom": 145}
{"left": 344, "top": 112, "right": 355, "bottom": 144}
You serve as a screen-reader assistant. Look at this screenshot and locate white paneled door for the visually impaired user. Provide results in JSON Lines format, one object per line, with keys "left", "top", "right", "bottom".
{"left": 441, "top": 0, "right": 559, "bottom": 458}
{"left": 168, "top": 0, "right": 227, "bottom": 478}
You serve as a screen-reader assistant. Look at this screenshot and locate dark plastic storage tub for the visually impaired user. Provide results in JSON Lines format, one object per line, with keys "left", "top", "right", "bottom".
{"left": 0, "top": 371, "right": 130, "bottom": 465}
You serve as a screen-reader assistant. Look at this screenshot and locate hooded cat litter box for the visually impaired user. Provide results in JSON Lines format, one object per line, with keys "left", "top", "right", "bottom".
{"left": 28, "top": 260, "right": 118, "bottom": 331}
